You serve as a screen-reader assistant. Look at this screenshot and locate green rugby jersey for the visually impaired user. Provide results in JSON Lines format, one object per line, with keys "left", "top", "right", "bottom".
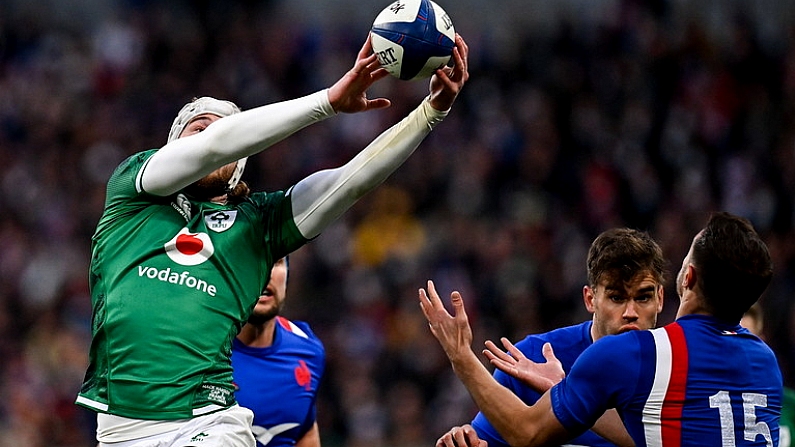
{"left": 76, "top": 150, "right": 307, "bottom": 419}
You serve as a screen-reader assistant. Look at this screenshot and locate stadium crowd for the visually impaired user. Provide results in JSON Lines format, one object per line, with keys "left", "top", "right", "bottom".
{"left": 1, "top": 0, "right": 794, "bottom": 446}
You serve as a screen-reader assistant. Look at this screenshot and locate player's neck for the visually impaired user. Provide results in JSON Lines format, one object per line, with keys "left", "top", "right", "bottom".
{"left": 209, "top": 194, "right": 228, "bottom": 204}
{"left": 237, "top": 318, "right": 277, "bottom": 348}
{"left": 675, "top": 290, "right": 710, "bottom": 319}
{"left": 590, "top": 323, "right": 600, "bottom": 342}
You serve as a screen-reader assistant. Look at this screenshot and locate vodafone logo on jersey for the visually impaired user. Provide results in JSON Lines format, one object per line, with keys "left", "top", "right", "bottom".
{"left": 165, "top": 228, "right": 214, "bottom": 266}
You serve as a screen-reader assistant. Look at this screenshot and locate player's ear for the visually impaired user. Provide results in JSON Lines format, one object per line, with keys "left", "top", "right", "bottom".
{"left": 657, "top": 284, "right": 665, "bottom": 313}
{"left": 583, "top": 285, "right": 596, "bottom": 313}
{"left": 683, "top": 264, "right": 697, "bottom": 290}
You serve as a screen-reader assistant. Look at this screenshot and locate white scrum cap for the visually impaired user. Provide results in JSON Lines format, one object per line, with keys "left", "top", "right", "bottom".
{"left": 167, "top": 97, "right": 247, "bottom": 191}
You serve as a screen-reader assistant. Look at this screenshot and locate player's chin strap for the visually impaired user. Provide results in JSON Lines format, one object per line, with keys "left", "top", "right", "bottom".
{"left": 227, "top": 157, "right": 247, "bottom": 191}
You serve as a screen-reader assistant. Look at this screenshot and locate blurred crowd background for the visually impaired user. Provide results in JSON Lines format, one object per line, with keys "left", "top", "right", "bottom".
{"left": 2, "top": 0, "right": 795, "bottom": 446}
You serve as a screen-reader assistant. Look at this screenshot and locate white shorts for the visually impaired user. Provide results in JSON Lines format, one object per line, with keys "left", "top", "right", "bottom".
{"left": 98, "top": 405, "right": 255, "bottom": 447}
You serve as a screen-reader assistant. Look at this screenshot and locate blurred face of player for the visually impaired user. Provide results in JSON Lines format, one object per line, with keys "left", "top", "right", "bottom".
{"left": 179, "top": 114, "right": 238, "bottom": 198}
{"left": 249, "top": 258, "right": 288, "bottom": 324}
{"left": 584, "top": 271, "right": 664, "bottom": 341}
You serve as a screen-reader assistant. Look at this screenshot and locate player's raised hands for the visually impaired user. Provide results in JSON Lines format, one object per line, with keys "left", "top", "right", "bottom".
{"left": 327, "top": 35, "right": 392, "bottom": 114}
{"left": 429, "top": 33, "right": 469, "bottom": 112}
{"left": 436, "top": 424, "right": 488, "bottom": 447}
{"left": 418, "top": 280, "right": 477, "bottom": 364}
{"left": 483, "top": 340, "right": 565, "bottom": 394}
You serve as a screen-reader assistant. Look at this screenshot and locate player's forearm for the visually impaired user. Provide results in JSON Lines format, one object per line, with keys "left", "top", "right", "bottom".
{"left": 290, "top": 97, "right": 447, "bottom": 238}
{"left": 140, "top": 90, "right": 335, "bottom": 196}
{"left": 591, "top": 410, "right": 635, "bottom": 447}
{"left": 451, "top": 349, "right": 547, "bottom": 447}
{"left": 453, "top": 351, "right": 576, "bottom": 447}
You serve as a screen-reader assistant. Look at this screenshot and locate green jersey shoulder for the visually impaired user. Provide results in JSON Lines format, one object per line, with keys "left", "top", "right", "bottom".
{"left": 78, "top": 150, "right": 306, "bottom": 419}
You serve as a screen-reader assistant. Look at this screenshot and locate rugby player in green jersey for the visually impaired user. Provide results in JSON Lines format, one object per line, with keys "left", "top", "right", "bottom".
{"left": 76, "top": 34, "right": 469, "bottom": 447}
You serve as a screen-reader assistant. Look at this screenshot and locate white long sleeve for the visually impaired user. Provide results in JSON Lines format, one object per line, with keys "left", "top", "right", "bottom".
{"left": 139, "top": 90, "right": 335, "bottom": 196}
{"left": 290, "top": 97, "right": 448, "bottom": 239}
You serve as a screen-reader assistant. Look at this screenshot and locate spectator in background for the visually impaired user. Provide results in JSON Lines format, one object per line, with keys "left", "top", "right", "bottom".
{"left": 437, "top": 228, "right": 666, "bottom": 447}
{"left": 233, "top": 257, "right": 325, "bottom": 447}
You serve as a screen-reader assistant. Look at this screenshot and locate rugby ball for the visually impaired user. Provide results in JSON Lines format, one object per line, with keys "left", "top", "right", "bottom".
{"left": 370, "top": 0, "right": 456, "bottom": 81}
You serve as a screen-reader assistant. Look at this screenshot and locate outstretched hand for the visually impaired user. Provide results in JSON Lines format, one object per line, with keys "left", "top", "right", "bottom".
{"left": 329, "top": 33, "right": 469, "bottom": 114}
{"left": 418, "top": 280, "right": 475, "bottom": 364}
{"left": 327, "top": 35, "right": 392, "bottom": 113}
{"left": 428, "top": 33, "right": 470, "bottom": 112}
{"left": 483, "top": 340, "right": 565, "bottom": 393}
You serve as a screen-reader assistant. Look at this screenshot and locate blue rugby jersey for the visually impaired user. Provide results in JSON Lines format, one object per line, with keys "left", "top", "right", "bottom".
{"left": 472, "top": 321, "right": 618, "bottom": 447}
{"left": 232, "top": 317, "right": 325, "bottom": 447}
{"left": 551, "top": 314, "right": 782, "bottom": 447}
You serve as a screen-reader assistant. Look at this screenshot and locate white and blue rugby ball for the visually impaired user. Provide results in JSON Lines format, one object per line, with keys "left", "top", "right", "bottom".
{"left": 370, "top": 0, "right": 456, "bottom": 81}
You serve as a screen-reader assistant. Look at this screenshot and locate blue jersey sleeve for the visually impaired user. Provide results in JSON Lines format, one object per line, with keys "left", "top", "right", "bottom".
{"left": 471, "top": 322, "right": 618, "bottom": 447}
{"left": 551, "top": 318, "right": 782, "bottom": 447}
{"left": 550, "top": 331, "right": 643, "bottom": 435}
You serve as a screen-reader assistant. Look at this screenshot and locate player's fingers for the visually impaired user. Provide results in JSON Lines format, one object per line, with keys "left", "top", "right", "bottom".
{"left": 448, "top": 35, "right": 468, "bottom": 79}
{"left": 370, "top": 67, "right": 391, "bottom": 81}
{"left": 451, "top": 430, "right": 468, "bottom": 447}
{"left": 365, "top": 98, "right": 391, "bottom": 110}
{"left": 436, "top": 431, "right": 456, "bottom": 447}
{"left": 455, "top": 34, "right": 469, "bottom": 63}
{"left": 541, "top": 342, "right": 558, "bottom": 363}
{"left": 418, "top": 288, "right": 432, "bottom": 318}
{"left": 462, "top": 425, "right": 482, "bottom": 446}
{"left": 484, "top": 351, "right": 513, "bottom": 371}
{"left": 501, "top": 337, "right": 526, "bottom": 360}
{"left": 359, "top": 53, "right": 382, "bottom": 73}
{"left": 359, "top": 34, "right": 374, "bottom": 59}
{"left": 427, "top": 280, "right": 444, "bottom": 308}
{"left": 482, "top": 348, "right": 496, "bottom": 362}
{"left": 484, "top": 340, "right": 513, "bottom": 363}
{"left": 450, "top": 291, "right": 468, "bottom": 323}
{"left": 420, "top": 280, "right": 447, "bottom": 320}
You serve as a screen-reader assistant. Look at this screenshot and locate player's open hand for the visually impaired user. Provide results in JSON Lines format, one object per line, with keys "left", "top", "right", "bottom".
{"left": 328, "top": 35, "right": 392, "bottom": 114}
{"left": 483, "top": 340, "right": 565, "bottom": 393}
{"left": 419, "top": 280, "right": 475, "bottom": 364}
{"left": 429, "top": 33, "right": 469, "bottom": 112}
{"left": 436, "top": 424, "right": 488, "bottom": 447}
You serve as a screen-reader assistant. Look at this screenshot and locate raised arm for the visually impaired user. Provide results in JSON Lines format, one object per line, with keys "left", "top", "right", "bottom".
{"left": 289, "top": 34, "right": 469, "bottom": 239}
{"left": 419, "top": 280, "right": 571, "bottom": 447}
{"left": 140, "top": 36, "right": 393, "bottom": 197}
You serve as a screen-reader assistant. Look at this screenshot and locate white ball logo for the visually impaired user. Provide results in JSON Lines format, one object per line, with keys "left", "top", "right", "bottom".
{"left": 164, "top": 228, "right": 215, "bottom": 266}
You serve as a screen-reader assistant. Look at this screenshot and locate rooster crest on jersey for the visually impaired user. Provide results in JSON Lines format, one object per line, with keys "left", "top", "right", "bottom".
{"left": 370, "top": 0, "right": 455, "bottom": 81}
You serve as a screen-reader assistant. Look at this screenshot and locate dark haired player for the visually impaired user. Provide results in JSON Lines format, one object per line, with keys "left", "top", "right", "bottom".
{"left": 233, "top": 257, "right": 325, "bottom": 447}
{"left": 439, "top": 228, "right": 666, "bottom": 447}
{"left": 423, "top": 212, "right": 782, "bottom": 447}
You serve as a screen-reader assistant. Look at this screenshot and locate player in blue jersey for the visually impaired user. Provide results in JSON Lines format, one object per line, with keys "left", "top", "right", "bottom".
{"left": 436, "top": 228, "right": 666, "bottom": 447}
{"left": 233, "top": 257, "right": 325, "bottom": 447}
{"left": 422, "top": 212, "right": 781, "bottom": 447}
